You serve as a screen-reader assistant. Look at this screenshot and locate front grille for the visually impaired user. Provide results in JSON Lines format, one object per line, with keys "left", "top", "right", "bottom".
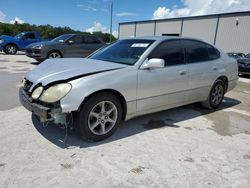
{"left": 23, "top": 79, "right": 33, "bottom": 92}
{"left": 26, "top": 49, "right": 33, "bottom": 53}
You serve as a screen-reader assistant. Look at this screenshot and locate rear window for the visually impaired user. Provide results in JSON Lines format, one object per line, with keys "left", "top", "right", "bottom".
{"left": 183, "top": 40, "right": 209, "bottom": 63}
{"left": 207, "top": 44, "right": 220, "bottom": 60}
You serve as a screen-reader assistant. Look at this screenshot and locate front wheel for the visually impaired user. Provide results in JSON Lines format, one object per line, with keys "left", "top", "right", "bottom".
{"left": 4, "top": 44, "right": 17, "bottom": 54}
{"left": 47, "top": 51, "right": 62, "bottom": 59}
{"left": 75, "top": 92, "right": 123, "bottom": 142}
{"left": 201, "top": 80, "right": 225, "bottom": 109}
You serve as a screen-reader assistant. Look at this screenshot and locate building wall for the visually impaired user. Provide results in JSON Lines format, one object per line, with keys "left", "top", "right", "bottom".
{"left": 136, "top": 22, "right": 155, "bottom": 37}
{"left": 119, "top": 12, "right": 250, "bottom": 54}
{"left": 155, "top": 20, "right": 182, "bottom": 36}
{"left": 215, "top": 14, "right": 250, "bottom": 54}
{"left": 182, "top": 17, "right": 218, "bottom": 44}
{"left": 119, "top": 24, "right": 136, "bottom": 39}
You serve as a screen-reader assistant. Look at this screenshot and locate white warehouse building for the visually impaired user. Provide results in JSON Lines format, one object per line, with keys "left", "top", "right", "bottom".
{"left": 118, "top": 11, "right": 250, "bottom": 54}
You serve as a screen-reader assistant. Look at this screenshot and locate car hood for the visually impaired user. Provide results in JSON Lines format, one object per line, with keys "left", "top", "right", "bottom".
{"left": 25, "top": 58, "right": 128, "bottom": 87}
{"left": 0, "top": 35, "right": 14, "bottom": 40}
{"left": 238, "top": 58, "right": 250, "bottom": 63}
{"left": 27, "top": 40, "right": 57, "bottom": 48}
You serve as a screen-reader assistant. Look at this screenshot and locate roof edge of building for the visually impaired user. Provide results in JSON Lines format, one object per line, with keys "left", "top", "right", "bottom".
{"left": 119, "top": 11, "right": 250, "bottom": 25}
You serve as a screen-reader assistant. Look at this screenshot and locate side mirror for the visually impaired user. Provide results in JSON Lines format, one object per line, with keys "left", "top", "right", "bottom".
{"left": 66, "top": 40, "right": 74, "bottom": 45}
{"left": 141, "top": 58, "right": 165, "bottom": 69}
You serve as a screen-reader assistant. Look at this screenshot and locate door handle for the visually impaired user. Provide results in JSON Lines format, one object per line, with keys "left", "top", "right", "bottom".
{"left": 179, "top": 70, "right": 188, "bottom": 75}
{"left": 212, "top": 66, "right": 217, "bottom": 70}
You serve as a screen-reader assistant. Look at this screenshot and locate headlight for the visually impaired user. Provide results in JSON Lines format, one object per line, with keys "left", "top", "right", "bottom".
{"left": 33, "top": 44, "right": 44, "bottom": 49}
{"left": 0, "top": 39, "right": 4, "bottom": 44}
{"left": 40, "top": 83, "right": 71, "bottom": 103}
{"left": 32, "top": 86, "right": 44, "bottom": 99}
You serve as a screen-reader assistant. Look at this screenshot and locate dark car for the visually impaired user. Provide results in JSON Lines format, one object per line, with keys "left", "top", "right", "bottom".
{"left": 237, "top": 53, "right": 250, "bottom": 75}
{"left": 25, "top": 34, "right": 105, "bottom": 62}
{"left": 227, "top": 52, "right": 245, "bottom": 59}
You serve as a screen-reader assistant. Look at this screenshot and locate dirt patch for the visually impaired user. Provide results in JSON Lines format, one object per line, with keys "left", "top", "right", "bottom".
{"left": 60, "top": 163, "right": 73, "bottom": 169}
{"left": 184, "top": 127, "right": 192, "bottom": 130}
{"left": 184, "top": 157, "right": 194, "bottom": 162}
{"left": 0, "top": 163, "right": 6, "bottom": 167}
{"left": 243, "top": 154, "right": 250, "bottom": 159}
{"left": 129, "top": 166, "right": 147, "bottom": 174}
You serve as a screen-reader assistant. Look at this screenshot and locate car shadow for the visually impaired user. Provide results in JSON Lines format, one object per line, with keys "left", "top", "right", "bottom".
{"left": 32, "top": 97, "right": 241, "bottom": 149}
{"left": 30, "top": 62, "right": 41, "bottom": 65}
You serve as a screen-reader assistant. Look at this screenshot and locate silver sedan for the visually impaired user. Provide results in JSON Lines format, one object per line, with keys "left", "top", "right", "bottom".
{"left": 19, "top": 36, "right": 238, "bottom": 141}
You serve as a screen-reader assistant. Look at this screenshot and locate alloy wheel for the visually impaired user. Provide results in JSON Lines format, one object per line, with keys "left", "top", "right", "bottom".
{"left": 88, "top": 101, "right": 118, "bottom": 135}
{"left": 48, "top": 52, "right": 61, "bottom": 58}
{"left": 211, "top": 84, "right": 224, "bottom": 106}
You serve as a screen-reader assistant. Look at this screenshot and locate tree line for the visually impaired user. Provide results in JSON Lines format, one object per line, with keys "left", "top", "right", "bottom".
{"left": 0, "top": 22, "right": 117, "bottom": 42}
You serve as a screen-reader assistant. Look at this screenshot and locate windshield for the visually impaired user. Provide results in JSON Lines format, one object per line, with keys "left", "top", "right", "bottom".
{"left": 52, "top": 34, "right": 72, "bottom": 42}
{"left": 245, "top": 53, "right": 250, "bottom": 58}
{"left": 89, "top": 39, "right": 155, "bottom": 65}
{"left": 15, "top": 33, "right": 24, "bottom": 39}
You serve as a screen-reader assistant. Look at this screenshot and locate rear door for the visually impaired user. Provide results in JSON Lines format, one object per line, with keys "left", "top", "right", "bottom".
{"left": 182, "top": 39, "right": 221, "bottom": 102}
{"left": 137, "top": 39, "right": 190, "bottom": 112}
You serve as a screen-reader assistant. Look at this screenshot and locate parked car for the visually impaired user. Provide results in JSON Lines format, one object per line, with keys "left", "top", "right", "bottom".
{"left": 0, "top": 31, "right": 48, "bottom": 54}
{"left": 25, "top": 34, "right": 105, "bottom": 62}
{"left": 227, "top": 52, "right": 245, "bottom": 59}
{"left": 237, "top": 53, "right": 250, "bottom": 75}
{"left": 19, "top": 37, "right": 238, "bottom": 141}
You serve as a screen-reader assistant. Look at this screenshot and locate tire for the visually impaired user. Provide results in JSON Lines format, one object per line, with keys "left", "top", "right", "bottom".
{"left": 201, "top": 80, "right": 225, "bottom": 109}
{"left": 47, "top": 51, "right": 62, "bottom": 59}
{"left": 75, "top": 92, "right": 123, "bottom": 142}
{"left": 4, "top": 44, "right": 17, "bottom": 54}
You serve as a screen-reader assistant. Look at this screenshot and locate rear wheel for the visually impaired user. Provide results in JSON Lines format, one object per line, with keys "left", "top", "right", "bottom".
{"left": 4, "top": 44, "right": 17, "bottom": 54}
{"left": 201, "top": 80, "right": 225, "bottom": 109}
{"left": 75, "top": 92, "right": 123, "bottom": 142}
{"left": 47, "top": 51, "right": 62, "bottom": 59}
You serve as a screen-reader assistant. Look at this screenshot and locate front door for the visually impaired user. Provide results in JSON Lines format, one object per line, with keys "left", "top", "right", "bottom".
{"left": 64, "top": 35, "right": 85, "bottom": 57}
{"left": 137, "top": 39, "right": 189, "bottom": 113}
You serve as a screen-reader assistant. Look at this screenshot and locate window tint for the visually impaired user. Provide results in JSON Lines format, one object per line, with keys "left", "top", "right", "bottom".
{"left": 69, "top": 35, "right": 84, "bottom": 44}
{"left": 149, "top": 40, "right": 185, "bottom": 66}
{"left": 84, "top": 36, "right": 101, "bottom": 44}
{"left": 183, "top": 40, "right": 209, "bottom": 63}
{"left": 207, "top": 44, "right": 220, "bottom": 60}
{"left": 25, "top": 33, "right": 35, "bottom": 39}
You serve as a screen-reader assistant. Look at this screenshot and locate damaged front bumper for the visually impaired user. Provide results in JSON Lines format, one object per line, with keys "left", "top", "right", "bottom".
{"left": 19, "top": 87, "right": 67, "bottom": 124}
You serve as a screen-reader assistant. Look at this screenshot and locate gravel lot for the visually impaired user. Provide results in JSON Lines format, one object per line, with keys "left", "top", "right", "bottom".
{"left": 0, "top": 53, "right": 250, "bottom": 188}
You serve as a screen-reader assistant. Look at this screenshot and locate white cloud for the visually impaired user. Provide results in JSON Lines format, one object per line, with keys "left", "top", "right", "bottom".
{"left": 153, "top": 0, "right": 250, "bottom": 19}
{"left": 0, "top": 11, "right": 6, "bottom": 22}
{"left": 86, "top": 22, "right": 118, "bottom": 38}
{"left": 86, "top": 21, "right": 109, "bottom": 33}
{"left": 10, "top": 17, "right": 24, "bottom": 24}
{"left": 112, "top": 30, "right": 118, "bottom": 38}
{"left": 116, "top": 12, "right": 136, "bottom": 17}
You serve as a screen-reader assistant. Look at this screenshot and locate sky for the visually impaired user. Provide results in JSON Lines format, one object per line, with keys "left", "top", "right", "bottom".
{"left": 0, "top": 0, "right": 250, "bottom": 37}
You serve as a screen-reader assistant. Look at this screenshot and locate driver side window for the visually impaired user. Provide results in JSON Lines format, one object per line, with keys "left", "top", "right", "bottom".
{"left": 148, "top": 40, "right": 185, "bottom": 66}
{"left": 69, "top": 35, "right": 84, "bottom": 44}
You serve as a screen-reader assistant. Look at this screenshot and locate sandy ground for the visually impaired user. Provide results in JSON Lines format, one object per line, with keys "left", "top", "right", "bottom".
{"left": 0, "top": 53, "right": 250, "bottom": 188}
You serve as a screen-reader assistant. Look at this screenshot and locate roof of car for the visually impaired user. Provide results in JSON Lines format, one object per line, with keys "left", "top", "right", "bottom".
{"left": 121, "top": 36, "right": 207, "bottom": 43}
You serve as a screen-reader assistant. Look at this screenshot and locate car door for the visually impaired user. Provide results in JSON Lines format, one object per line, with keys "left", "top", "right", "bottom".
{"left": 18, "top": 33, "right": 38, "bottom": 49}
{"left": 81, "top": 36, "right": 104, "bottom": 57}
{"left": 182, "top": 39, "right": 221, "bottom": 102}
{"left": 137, "top": 39, "right": 190, "bottom": 113}
{"left": 64, "top": 35, "right": 85, "bottom": 57}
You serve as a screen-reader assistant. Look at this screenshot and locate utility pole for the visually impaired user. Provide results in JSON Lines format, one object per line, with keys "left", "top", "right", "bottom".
{"left": 110, "top": 0, "right": 113, "bottom": 43}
